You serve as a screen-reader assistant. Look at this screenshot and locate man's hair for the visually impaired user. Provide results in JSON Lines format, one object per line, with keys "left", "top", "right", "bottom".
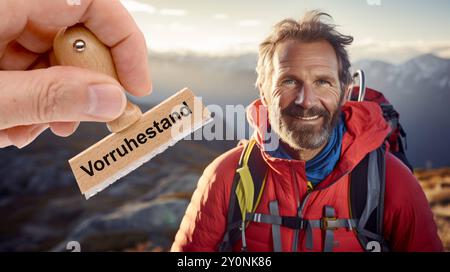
{"left": 256, "top": 10, "right": 354, "bottom": 93}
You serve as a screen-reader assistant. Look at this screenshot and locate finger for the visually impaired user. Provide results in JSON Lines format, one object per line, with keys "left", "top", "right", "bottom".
{"left": 5, "top": 123, "right": 49, "bottom": 149}
{"left": 0, "top": 21, "right": 57, "bottom": 70}
{"left": 50, "top": 121, "right": 79, "bottom": 137}
{"left": 29, "top": 51, "right": 51, "bottom": 69}
{"left": 16, "top": 20, "right": 60, "bottom": 54}
{"left": 0, "top": 41, "right": 40, "bottom": 70}
{"left": 22, "top": 0, "right": 152, "bottom": 96}
{"left": 0, "top": 66, "right": 126, "bottom": 129}
{"left": 83, "top": 0, "right": 152, "bottom": 96}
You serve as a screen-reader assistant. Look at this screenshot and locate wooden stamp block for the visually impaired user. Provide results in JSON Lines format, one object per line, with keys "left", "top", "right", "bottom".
{"left": 69, "top": 88, "right": 212, "bottom": 199}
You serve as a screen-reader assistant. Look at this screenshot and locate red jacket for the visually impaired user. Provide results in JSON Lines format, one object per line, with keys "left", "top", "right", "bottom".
{"left": 171, "top": 100, "right": 443, "bottom": 252}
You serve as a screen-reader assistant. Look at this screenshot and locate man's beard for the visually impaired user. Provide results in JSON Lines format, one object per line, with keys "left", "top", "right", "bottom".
{"left": 269, "top": 101, "right": 342, "bottom": 151}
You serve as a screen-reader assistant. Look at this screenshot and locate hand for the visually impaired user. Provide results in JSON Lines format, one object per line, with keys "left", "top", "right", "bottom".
{"left": 0, "top": 0, "right": 151, "bottom": 148}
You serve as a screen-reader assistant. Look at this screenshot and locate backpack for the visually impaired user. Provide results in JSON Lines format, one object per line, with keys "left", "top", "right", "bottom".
{"left": 218, "top": 70, "right": 412, "bottom": 252}
{"left": 349, "top": 71, "right": 412, "bottom": 171}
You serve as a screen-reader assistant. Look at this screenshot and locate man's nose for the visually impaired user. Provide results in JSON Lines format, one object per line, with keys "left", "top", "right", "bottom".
{"left": 294, "top": 84, "right": 318, "bottom": 109}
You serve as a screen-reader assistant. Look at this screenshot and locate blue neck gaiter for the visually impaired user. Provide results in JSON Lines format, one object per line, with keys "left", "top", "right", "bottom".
{"left": 305, "top": 114, "right": 346, "bottom": 186}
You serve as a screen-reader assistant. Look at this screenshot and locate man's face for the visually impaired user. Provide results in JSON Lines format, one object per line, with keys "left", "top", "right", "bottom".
{"left": 262, "top": 40, "right": 346, "bottom": 151}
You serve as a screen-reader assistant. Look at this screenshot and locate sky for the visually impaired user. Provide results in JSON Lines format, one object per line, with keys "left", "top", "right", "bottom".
{"left": 121, "top": 0, "right": 450, "bottom": 63}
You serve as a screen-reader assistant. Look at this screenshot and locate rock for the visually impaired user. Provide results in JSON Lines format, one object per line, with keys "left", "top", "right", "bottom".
{"left": 0, "top": 148, "right": 73, "bottom": 197}
{"left": 140, "top": 171, "right": 200, "bottom": 201}
{"left": 101, "top": 163, "right": 170, "bottom": 198}
{"left": 52, "top": 198, "right": 189, "bottom": 251}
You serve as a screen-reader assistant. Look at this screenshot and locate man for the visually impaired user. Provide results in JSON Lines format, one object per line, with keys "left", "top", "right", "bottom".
{"left": 171, "top": 11, "right": 443, "bottom": 252}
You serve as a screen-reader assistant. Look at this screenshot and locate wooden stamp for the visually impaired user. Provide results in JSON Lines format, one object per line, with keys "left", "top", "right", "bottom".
{"left": 54, "top": 25, "right": 212, "bottom": 199}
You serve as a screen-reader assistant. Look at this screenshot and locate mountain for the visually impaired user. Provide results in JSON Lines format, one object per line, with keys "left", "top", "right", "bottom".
{"left": 354, "top": 54, "right": 450, "bottom": 168}
{"left": 136, "top": 51, "right": 259, "bottom": 107}
{"left": 0, "top": 123, "right": 237, "bottom": 251}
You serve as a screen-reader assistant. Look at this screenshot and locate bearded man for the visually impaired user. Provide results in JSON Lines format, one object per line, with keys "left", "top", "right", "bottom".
{"left": 171, "top": 11, "right": 443, "bottom": 252}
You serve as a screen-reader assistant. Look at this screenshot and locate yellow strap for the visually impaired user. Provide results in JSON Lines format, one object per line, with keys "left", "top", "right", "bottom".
{"left": 254, "top": 172, "right": 267, "bottom": 211}
{"left": 235, "top": 139, "right": 257, "bottom": 221}
{"left": 236, "top": 165, "right": 254, "bottom": 221}
{"left": 243, "top": 139, "right": 257, "bottom": 165}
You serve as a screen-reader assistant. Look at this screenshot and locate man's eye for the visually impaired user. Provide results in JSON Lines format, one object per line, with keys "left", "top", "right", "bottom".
{"left": 281, "top": 79, "right": 297, "bottom": 86}
{"left": 317, "top": 79, "right": 331, "bottom": 86}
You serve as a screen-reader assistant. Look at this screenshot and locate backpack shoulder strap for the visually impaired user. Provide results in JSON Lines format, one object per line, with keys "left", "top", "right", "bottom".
{"left": 350, "top": 145, "right": 389, "bottom": 252}
{"left": 218, "top": 138, "right": 268, "bottom": 251}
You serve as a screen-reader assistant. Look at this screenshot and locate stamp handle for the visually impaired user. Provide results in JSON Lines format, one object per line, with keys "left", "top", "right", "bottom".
{"left": 53, "top": 23, "right": 142, "bottom": 132}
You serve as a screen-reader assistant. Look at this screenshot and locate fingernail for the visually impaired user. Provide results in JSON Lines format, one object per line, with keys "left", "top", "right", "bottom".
{"left": 0, "top": 130, "right": 13, "bottom": 148}
{"left": 14, "top": 124, "right": 49, "bottom": 149}
{"left": 86, "top": 84, "right": 126, "bottom": 119}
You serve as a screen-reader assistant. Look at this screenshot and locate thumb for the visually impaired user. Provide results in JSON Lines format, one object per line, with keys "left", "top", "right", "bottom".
{"left": 0, "top": 66, "right": 127, "bottom": 130}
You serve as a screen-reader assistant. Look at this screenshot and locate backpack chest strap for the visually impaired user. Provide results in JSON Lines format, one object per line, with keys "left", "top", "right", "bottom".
{"left": 246, "top": 212, "right": 358, "bottom": 230}
{"left": 246, "top": 205, "right": 358, "bottom": 252}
